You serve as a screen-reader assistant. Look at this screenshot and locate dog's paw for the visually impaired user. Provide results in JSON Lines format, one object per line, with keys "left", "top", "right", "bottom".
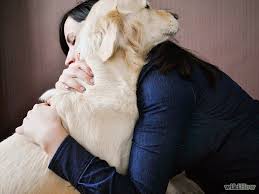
{"left": 39, "top": 89, "right": 56, "bottom": 103}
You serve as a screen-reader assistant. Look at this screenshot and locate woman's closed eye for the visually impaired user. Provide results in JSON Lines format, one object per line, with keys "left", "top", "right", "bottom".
{"left": 67, "top": 33, "right": 76, "bottom": 46}
{"left": 145, "top": 4, "right": 150, "bottom": 9}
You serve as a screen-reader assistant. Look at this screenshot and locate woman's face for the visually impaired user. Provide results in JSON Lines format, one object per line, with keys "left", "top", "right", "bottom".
{"left": 64, "top": 16, "right": 83, "bottom": 66}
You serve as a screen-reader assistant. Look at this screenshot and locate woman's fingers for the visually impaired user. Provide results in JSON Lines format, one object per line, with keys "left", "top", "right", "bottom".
{"left": 70, "top": 62, "right": 94, "bottom": 78}
{"left": 55, "top": 80, "right": 78, "bottom": 91}
{"left": 69, "top": 57, "right": 93, "bottom": 75}
{"left": 64, "top": 67, "right": 93, "bottom": 84}
{"left": 60, "top": 68, "right": 93, "bottom": 87}
{"left": 83, "top": 66, "right": 94, "bottom": 78}
{"left": 15, "top": 126, "right": 24, "bottom": 134}
{"left": 59, "top": 77, "right": 85, "bottom": 92}
{"left": 56, "top": 58, "right": 94, "bottom": 92}
{"left": 26, "top": 110, "right": 32, "bottom": 119}
{"left": 55, "top": 81, "right": 69, "bottom": 90}
{"left": 58, "top": 71, "right": 84, "bottom": 92}
{"left": 65, "top": 79, "right": 86, "bottom": 92}
{"left": 33, "top": 103, "right": 48, "bottom": 110}
{"left": 33, "top": 104, "right": 39, "bottom": 109}
{"left": 16, "top": 116, "right": 29, "bottom": 135}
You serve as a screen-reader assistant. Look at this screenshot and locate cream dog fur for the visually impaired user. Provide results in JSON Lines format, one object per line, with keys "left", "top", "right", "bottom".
{"left": 0, "top": 0, "right": 202, "bottom": 193}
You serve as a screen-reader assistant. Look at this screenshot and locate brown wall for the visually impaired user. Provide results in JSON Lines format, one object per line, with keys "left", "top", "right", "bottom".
{"left": 0, "top": 0, "right": 77, "bottom": 140}
{"left": 151, "top": 0, "right": 259, "bottom": 99}
{"left": 0, "top": 0, "right": 258, "bottom": 140}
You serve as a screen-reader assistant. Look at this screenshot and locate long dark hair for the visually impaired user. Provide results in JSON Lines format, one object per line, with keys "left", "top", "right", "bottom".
{"left": 59, "top": 0, "right": 97, "bottom": 55}
{"left": 60, "top": 1, "right": 221, "bottom": 87}
{"left": 147, "top": 41, "right": 221, "bottom": 87}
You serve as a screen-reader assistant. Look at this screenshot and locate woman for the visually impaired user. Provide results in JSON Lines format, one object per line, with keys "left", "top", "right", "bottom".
{"left": 16, "top": 1, "right": 259, "bottom": 193}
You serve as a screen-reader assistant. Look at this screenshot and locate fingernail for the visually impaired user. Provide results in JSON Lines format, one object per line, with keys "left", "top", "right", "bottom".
{"left": 90, "top": 78, "right": 94, "bottom": 84}
{"left": 86, "top": 66, "right": 92, "bottom": 73}
{"left": 64, "top": 85, "right": 69, "bottom": 90}
{"left": 80, "top": 87, "right": 85, "bottom": 91}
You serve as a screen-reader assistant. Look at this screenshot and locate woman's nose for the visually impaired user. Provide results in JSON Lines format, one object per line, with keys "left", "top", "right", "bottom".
{"left": 65, "top": 55, "right": 75, "bottom": 66}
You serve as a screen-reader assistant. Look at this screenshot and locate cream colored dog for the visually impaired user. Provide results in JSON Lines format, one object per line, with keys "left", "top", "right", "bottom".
{"left": 0, "top": 0, "right": 202, "bottom": 193}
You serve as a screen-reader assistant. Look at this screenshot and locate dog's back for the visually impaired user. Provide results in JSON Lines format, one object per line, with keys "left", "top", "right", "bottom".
{"left": 0, "top": 134, "right": 78, "bottom": 194}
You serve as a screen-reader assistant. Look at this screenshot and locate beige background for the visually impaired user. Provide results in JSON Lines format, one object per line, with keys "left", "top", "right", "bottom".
{"left": 0, "top": 0, "right": 258, "bottom": 139}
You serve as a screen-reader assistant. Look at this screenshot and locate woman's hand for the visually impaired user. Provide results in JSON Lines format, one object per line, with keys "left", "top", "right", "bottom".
{"left": 56, "top": 54, "right": 94, "bottom": 92}
{"left": 16, "top": 103, "right": 68, "bottom": 159}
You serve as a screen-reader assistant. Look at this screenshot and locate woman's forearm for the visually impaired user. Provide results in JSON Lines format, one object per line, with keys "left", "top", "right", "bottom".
{"left": 48, "top": 136, "right": 148, "bottom": 194}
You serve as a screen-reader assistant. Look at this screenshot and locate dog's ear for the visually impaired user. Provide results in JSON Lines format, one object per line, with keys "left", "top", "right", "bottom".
{"left": 98, "top": 23, "right": 118, "bottom": 62}
{"left": 98, "top": 11, "right": 122, "bottom": 62}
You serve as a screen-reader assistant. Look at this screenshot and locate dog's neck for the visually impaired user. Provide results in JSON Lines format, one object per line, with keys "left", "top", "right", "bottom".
{"left": 82, "top": 48, "right": 146, "bottom": 92}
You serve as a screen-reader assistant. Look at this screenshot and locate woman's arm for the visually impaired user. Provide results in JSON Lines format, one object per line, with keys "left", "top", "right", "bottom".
{"left": 47, "top": 67, "right": 196, "bottom": 194}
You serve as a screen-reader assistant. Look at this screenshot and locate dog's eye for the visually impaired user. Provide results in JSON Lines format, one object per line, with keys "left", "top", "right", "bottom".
{"left": 145, "top": 4, "right": 150, "bottom": 9}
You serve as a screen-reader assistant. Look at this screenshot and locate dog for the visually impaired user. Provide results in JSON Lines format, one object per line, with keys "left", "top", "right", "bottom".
{"left": 0, "top": 0, "right": 202, "bottom": 193}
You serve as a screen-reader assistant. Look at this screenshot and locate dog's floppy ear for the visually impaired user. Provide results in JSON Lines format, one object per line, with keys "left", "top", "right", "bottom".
{"left": 98, "top": 11, "right": 122, "bottom": 62}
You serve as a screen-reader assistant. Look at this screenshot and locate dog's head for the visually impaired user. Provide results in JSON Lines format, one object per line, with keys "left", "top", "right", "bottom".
{"left": 76, "top": 0, "right": 179, "bottom": 68}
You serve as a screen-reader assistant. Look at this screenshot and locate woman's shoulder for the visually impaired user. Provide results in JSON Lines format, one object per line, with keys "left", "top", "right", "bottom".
{"left": 138, "top": 61, "right": 192, "bottom": 86}
{"left": 137, "top": 62, "right": 196, "bottom": 107}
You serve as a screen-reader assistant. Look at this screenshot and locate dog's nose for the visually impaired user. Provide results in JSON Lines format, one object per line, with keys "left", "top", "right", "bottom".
{"left": 170, "top": 12, "right": 179, "bottom": 20}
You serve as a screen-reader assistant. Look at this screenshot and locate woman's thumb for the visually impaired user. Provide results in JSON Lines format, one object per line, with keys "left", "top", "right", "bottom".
{"left": 15, "top": 126, "right": 24, "bottom": 134}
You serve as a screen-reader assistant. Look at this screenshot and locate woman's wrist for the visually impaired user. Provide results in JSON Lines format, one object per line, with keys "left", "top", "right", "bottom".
{"left": 44, "top": 127, "right": 69, "bottom": 160}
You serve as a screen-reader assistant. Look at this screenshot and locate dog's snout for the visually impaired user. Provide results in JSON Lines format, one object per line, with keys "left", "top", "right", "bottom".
{"left": 170, "top": 12, "right": 179, "bottom": 20}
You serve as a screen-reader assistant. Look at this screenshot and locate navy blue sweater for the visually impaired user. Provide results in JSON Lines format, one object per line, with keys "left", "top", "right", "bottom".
{"left": 49, "top": 61, "right": 259, "bottom": 194}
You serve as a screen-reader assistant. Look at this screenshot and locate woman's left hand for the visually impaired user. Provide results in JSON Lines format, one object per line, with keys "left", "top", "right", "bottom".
{"left": 16, "top": 103, "right": 68, "bottom": 159}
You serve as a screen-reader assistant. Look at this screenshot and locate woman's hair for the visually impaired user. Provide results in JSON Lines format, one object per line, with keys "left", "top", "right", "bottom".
{"left": 59, "top": 0, "right": 98, "bottom": 55}
{"left": 147, "top": 41, "right": 222, "bottom": 87}
{"left": 60, "top": 1, "right": 221, "bottom": 87}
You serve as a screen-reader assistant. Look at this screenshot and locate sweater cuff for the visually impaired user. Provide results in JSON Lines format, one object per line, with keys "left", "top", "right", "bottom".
{"left": 48, "top": 135, "right": 95, "bottom": 187}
